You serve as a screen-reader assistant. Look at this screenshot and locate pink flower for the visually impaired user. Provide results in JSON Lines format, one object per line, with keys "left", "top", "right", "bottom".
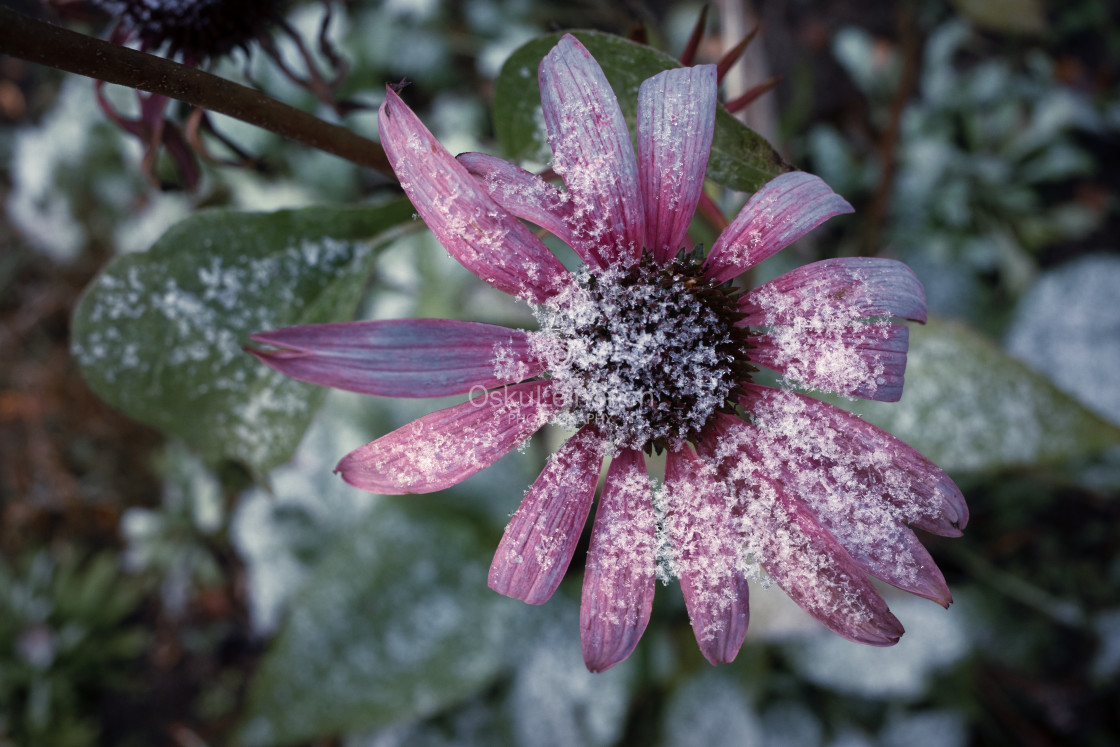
{"left": 249, "top": 34, "right": 967, "bottom": 672}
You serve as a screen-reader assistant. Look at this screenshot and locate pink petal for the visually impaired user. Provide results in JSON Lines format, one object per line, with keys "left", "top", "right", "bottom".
{"left": 249, "top": 320, "right": 544, "bottom": 398}
{"left": 664, "top": 444, "right": 750, "bottom": 665}
{"left": 336, "top": 380, "right": 558, "bottom": 494}
{"left": 739, "top": 257, "right": 927, "bottom": 325}
{"left": 703, "top": 172, "right": 854, "bottom": 284}
{"left": 744, "top": 477, "right": 904, "bottom": 645}
{"left": 581, "top": 448, "right": 656, "bottom": 672}
{"left": 750, "top": 323, "right": 912, "bottom": 402}
{"left": 637, "top": 64, "right": 717, "bottom": 265}
{"left": 489, "top": 425, "right": 607, "bottom": 604}
{"left": 706, "top": 413, "right": 951, "bottom": 608}
{"left": 738, "top": 384, "right": 968, "bottom": 536}
{"left": 378, "top": 87, "right": 568, "bottom": 303}
{"left": 456, "top": 152, "right": 594, "bottom": 263}
{"left": 539, "top": 34, "right": 643, "bottom": 267}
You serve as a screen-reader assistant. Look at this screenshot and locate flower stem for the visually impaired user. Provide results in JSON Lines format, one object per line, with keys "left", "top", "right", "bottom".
{"left": 0, "top": 6, "right": 395, "bottom": 180}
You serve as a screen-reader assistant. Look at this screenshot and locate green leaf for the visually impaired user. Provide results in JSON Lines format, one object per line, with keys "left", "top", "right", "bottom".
{"left": 494, "top": 30, "right": 790, "bottom": 193}
{"left": 71, "top": 201, "right": 415, "bottom": 475}
{"left": 237, "top": 505, "right": 509, "bottom": 745}
{"left": 839, "top": 318, "right": 1120, "bottom": 473}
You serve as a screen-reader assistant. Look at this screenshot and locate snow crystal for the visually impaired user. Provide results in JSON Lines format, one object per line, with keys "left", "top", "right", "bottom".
{"left": 527, "top": 258, "right": 741, "bottom": 449}
{"left": 1006, "top": 254, "right": 1120, "bottom": 426}
{"left": 747, "top": 276, "right": 892, "bottom": 399}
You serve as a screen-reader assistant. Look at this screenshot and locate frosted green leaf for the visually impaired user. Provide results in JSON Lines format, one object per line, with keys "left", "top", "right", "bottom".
{"left": 237, "top": 505, "right": 508, "bottom": 746}
{"left": 840, "top": 319, "right": 1120, "bottom": 473}
{"left": 71, "top": 200, "right": 415, "bottom": 475}
{"left": 494, "top": 30, "right": 790, "bottom": 194}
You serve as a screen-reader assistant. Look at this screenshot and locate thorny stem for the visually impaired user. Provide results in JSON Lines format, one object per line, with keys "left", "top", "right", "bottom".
{"left": 0, "top": 7, "right": 395, "bottom": 180}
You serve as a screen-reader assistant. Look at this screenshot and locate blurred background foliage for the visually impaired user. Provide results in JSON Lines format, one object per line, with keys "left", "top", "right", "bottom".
{"left": 2, "top": 0, "right": 1119, "bottom": 744}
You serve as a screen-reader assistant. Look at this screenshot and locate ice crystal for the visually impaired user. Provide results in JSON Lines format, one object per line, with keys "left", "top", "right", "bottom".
{"left": 249, "top": 33, "right": 966, "bottom": 672}
{"left": 529, "top": 254, "right": 749, "bottom": 449}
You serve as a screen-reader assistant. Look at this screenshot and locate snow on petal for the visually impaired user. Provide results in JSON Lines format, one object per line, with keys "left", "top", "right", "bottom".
{"left": 706, "top": 413, "right": 951, "bottom": 608}
{"left": 637, "top": 64, "right": 717, "bottom": 265}
{"left": 378, "top": 87, "right": 568, "bottom": 303}
{"left": 664, "top": 444, "right": 750, "bottom": 665}
{"left": 738, "top": 384, "right": 968, "bottom": 537}
{"left": 751, "top": 321, "right": 911, "bottom": 402}
{"left": 539, "top": 34, "right": 643, "bottom": 267}
{"left": 489, "top": 424, "right": 607, "bottom": 605}
{"left": 581, "top": 448, "right": 656, "bottom": 672}
{"left": 249, "top": 319, "right": 544, "bottom": 398}
{"left": 457, "top": 152, "right": 593, "bottom": 263}
{"left": 336, "top": 380, "right": 558, "bottom": 494}
{"left": 739, "top": 257, "right": 927, "bottom": 325}
{"left": 739, "top": 475, "right": 904, "bottom": 645}
{"left": 704, "top": 172, "right": 853, "bottom": 284}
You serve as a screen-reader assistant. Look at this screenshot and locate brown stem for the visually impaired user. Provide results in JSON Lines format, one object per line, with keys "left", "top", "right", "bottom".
{"left": 0, "top": 6, "right": 395, "bottom": 180}
{"left": 862, "top": 5, "right": 922, "bottom": 255}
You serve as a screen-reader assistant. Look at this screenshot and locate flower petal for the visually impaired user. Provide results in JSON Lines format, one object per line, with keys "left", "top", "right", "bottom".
{"left": 489, "top": 424, "right": 606, "bottom": 604}
{"left": 249, "top": 319, "right": 544, "bottom": 398}
{"left": 637, "top": 64, "right": 717, "bottom": 265}
{"left": 738, "top": 384, "right": 968, "bottom": 536}
{"left": 456, "top": 152, "right": 593, "bottom": 262}
{"left": 336, "top": 380, "right": 558, "bottom": 494}
{"left": 706, "top": 413, "right": 951, "bottom": 608}
{"left": 703, "top": 172, "right": 853, "bottom": 284}
{"left": 744, "top": 477, "right": 904, "bottom": 645}
{"left": 379, "top": 87, "right": 568, "bottom": 302}
{"left": 664, "top": 444, "right": 750, "bottom": 665}
{"left": 581, "top": 448, "right": 656, "bottom": 672}
{"left": 539, "top": 34, "right": 643, "bottom": 267}
{"left": 739, "top": 257, "right": 927, "bottom": 325}
{"left": 751, "top": 322, "right": 912, "bottom": 402}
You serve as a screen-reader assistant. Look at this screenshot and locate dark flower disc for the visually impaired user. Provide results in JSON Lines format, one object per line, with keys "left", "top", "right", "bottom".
{"left": 93, "top": 0, "right": 285, "bottom": 60}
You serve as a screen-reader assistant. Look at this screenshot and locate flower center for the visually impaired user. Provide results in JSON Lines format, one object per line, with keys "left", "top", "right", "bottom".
{"left": 531, "top": 252, "right": 753, "bottom": 450}
{"left": 95, "top": 0, "right": 280, "bottom": 60}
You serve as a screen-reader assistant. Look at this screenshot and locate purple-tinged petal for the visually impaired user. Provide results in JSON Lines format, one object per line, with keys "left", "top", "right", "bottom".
{"left": 854, "top": 525, "right": 952, "bottom": 607}
{"left": 456, "top": 152, "right": 594, "bottom": 263}
{"left": 697, "top": 419, "right": 902, "bottom": 644}
{"left": 664, "top": 444, "right": 750, "bottom": 665}
{"left": 706, "top": 413, "right": 951, "bottom": 608}
{"left": 751, "top": 323, "right": 911, "bottom": 402}
{"left": 539, "top": 34, "right": 643, "bottom": 267}
{"left": 379, "top": 87, "right": 568, "bottom": 303}
{"left": 336, "top": 380, "right": 558, "bottom": 494}
{"left": 750, "top": 483, "right": 904, "bottom": 645}
{"left": 581, "top": 448, "right": 656, "bottom": 672}
{"left": 703, "top": 172, "right": 854, "bottom": 284}
{"left": 249, "top": 320, "right": 544, "bottom": 398}
{"left": 637, "top": 64, "right": 717, "bottom": 265}
{"left": 739, "top": 257, "right": 927, "bottom": 325}
{"left": 738, "top": 384, "right": 968, "bottom": 536}
{"left": 490, "top": 425, "right": 607, "bottom": 604}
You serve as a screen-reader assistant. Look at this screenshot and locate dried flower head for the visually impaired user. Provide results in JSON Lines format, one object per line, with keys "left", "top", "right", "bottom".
{"left": 91, "top": 0, "right": 283, "bottom": 63}
{"left": 90, "top": 0, "right": 347, "bottom": 189}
